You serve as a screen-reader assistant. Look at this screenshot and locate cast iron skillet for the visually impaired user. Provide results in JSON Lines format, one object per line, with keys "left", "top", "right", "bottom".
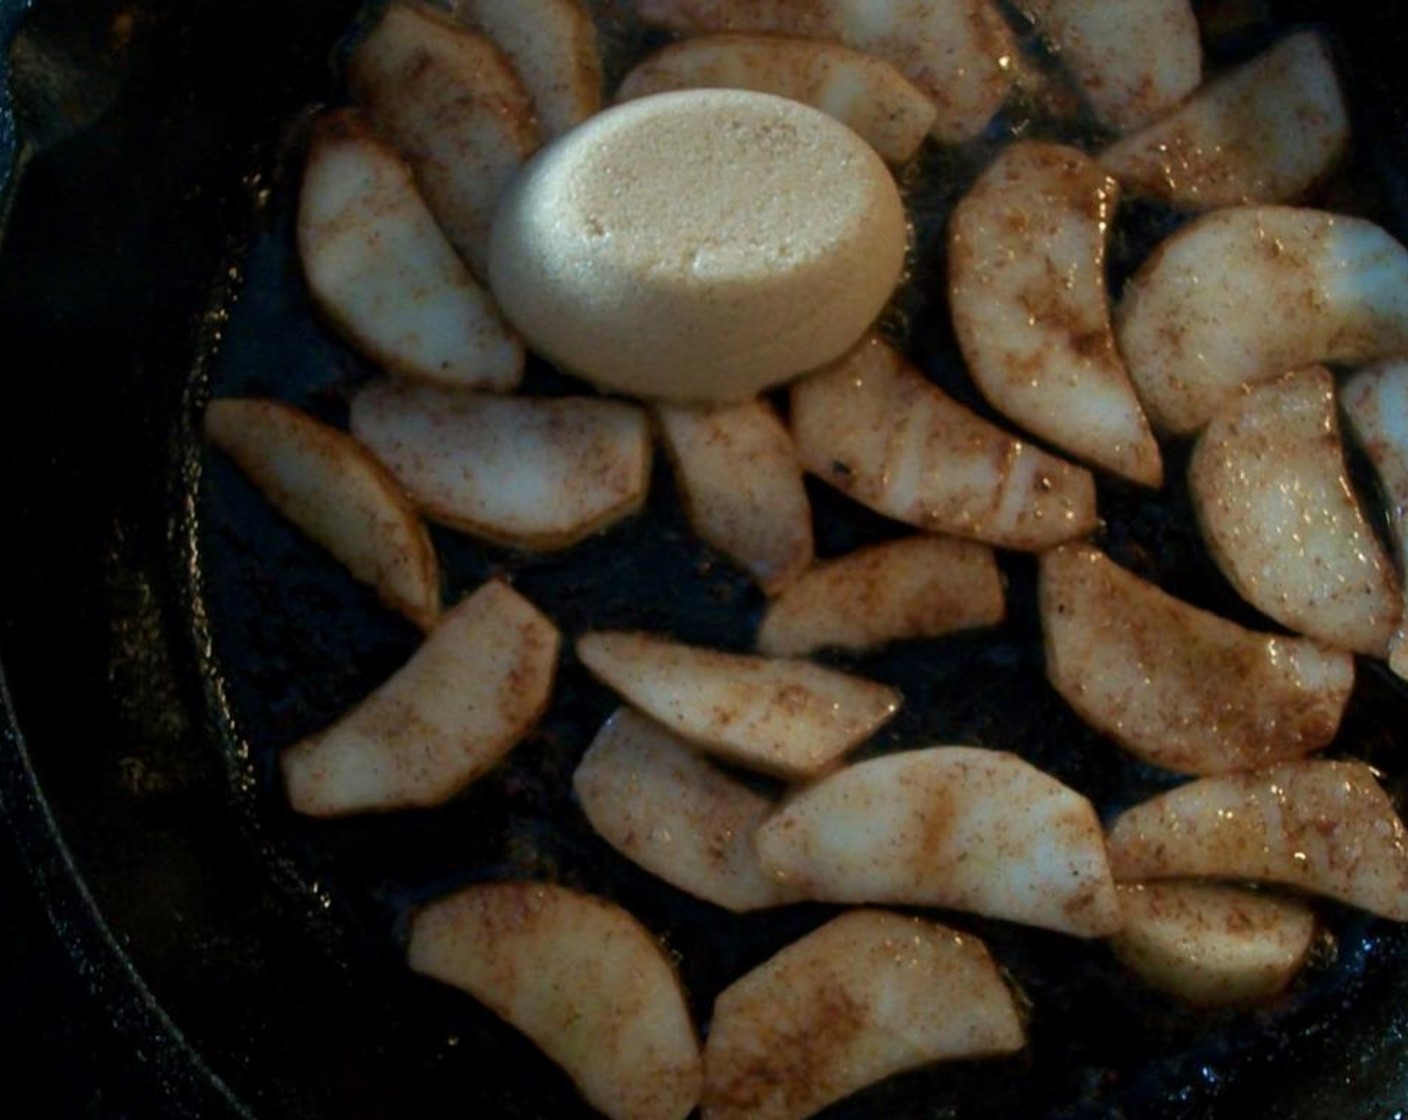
{"left": 4, "top": 2, "right": 1408, "bottom": 1117}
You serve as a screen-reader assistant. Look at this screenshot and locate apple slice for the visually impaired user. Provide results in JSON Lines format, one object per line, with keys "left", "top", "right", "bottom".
{"left": 790, "top": 336, "right": 1098, "bottom": 551}
{"left": 702, "top": 909, "right": 1025, "bottom": 1120}
{"left": 204, "top": 397, "right": 440, "bottom": 632}
{"left": 1106, "top": 760, "right": 1408, "bottom": 921}
{"left": 573, "top": 708, "right": 800, "bottom": 912}
{"left": 1111, "top": 882, "right": 1317, "bottom": 1007}
{"left": 948, "top": 141, "right": 1161, "bottom": 486}
{"left": 1116, "top": 206, "right": 1408, "bottom": 435}
{"left": 350, "top": 379, "right": 650, "bottom": 550}
{"left": 347, "top": 1, "right": 539, "bottom": 277}
{"left": 616, "top": 33, "right": 936, "bottom": 164}
{"left": 1189, "top": 367, "right": 1401, "bottom": 657}
{"left": 297, "top": 110, "right": 522, "bottom": 392}
{"left": 655, "top": 399, "right": 813, "bottom": 595}
{"left": 409, "top": 882, "right": 701, "bottom": 1120}
{"left": 632, "top": 0, "right": 1016, "bottom": 143}
{"left": 755, "top": 746, "right": 1122, "bottom": 937}
{"left": 1102, "top": 32, "right": 1348, "bottom": 209}
{"left": 575, "top": 631, "right": 899, "bottom": 781}
{"left": 1040, "top": 544, "right": 1354, "bottom": 775}
{"left": 756, "top": 535, "right": 1004, "bottom": 657}
{"left": 450, "top": 0, "right": 602, "bottom": 138}
{"left": 281, "top": 579, "right": 558, "bottom": 816}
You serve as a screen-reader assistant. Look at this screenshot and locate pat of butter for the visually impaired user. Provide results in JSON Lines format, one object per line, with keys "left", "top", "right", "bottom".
{"left": 488, "top": 89, "right": 907, "bottom": 402}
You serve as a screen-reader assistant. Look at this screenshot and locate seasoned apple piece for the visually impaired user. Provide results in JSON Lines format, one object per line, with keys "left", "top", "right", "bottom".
{"left": 1102, "top": 32, "right": 1348, "bottom": 209}
{"left": 573, "top": 708, "right": 801, "bottom": 912}
{"left": 616, "top": 33, "right": 936, "bottom": 164}
{"left": 450, "top": 0, "right": 602, "bottom": 138}
{"left": 1189, "top": 368, "right": 1401, "bottom": 657}
{"left": 297, "top": 110, "right": 522, "bottom": 392}
{"left": 790, "top": 336, "right": 1098, "bottom": 551}
{"left": 409, "top": 882, "right": 701, "bottom": 1120}
{"left": 281, "top": 580, "right": 558, "bottom": 816}
{"left": 348, "top": 1, "right": 538, "bottom": 276}
{"left": 702, "top": 910, "right": 1025, "bottom": 1120}
{"left": 1106, "top": 760, "right": 1408, "bottom": 921}
{"left": 204, "top": 398, "right": 440, "bottom": 632}
{"left": 755, "top": 746, "right": 1121, "bottom": 936}
{"left": 1111, "top": 882, "right": 1316, "bottom": 1007}
{"left": 656, "top": 399, "right": 813, "bottom": 595}
{"left": 350, "top": 379, "right": 650, "bottom": 550}
{"left": 757, "top": 535, "right": 1004, "bottom": 657}
{"left": 632, "top": 0, "right": 1016, "bottom": 143}
{"left": 1116, "top": 206, "right": 1408, "bottom": 435}
{"left": 1025, "top": 0, "right": 1200, "bottom": 133}
{"left": 1040, "top": 544, "right": 1354, "bottom": 775}
{"left": 576, "top": 631, "right": 899, "bottom": 781}
{"left": 948, "top": 142, "right": 1161, "bottom": 486}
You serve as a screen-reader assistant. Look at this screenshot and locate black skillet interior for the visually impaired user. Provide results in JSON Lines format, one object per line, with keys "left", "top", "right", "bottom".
{"left": 3, "top": 2, "right": 1408, "bottom": 1118}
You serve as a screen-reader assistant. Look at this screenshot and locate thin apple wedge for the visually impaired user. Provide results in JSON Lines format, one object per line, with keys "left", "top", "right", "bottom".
{"left": 281, "top": 579, "right": 558, "bottom": 816}
{"left": 1116, "top": 206, "right": 1408, "bottom": 435}
{"left": 1040, "top": 544, "right": 1354, "bottom": 775}
{"left": 347, "top": 1, "right": 539, "bottom": 277}
{"left": 616, "top": 33, "right": 936, "bottom": 164}
{"left": 204, "top": 397, "right": 440, "bottom": 631}
{"left": 1111, "top": 882, "right": 1316, "bottom": 1008}
{"left": 1189, "top": 367, "right": 1401, "bottom": 657}
{"left": 1102, "top": 32, "right": 1349, "bottom": 209}
{"left": 790, "top": 336, "right": 1098, "bottom": 551}
{"left": 948, "top": 142, "right": 1161, "bottom": 486}
{"left": 409, "top": 882, "right": 701, "bottom": 1120}
{"left": 297, "top": 110, "right": 522, "bottom": 392}
{"left": 350, "top": 379, "right": 650, "bottom": 550}
{"left": 1106, "top": 760, "right": 1408, "bottom": 921}
{"left": 655, "top": 399, "right": 813, "bottom": 596}
{"left": 702, "top": 909, "right": 1025, "bottom": 1120}
{"left": 756, "top": 535, "right": 1004, "bottom": 658}
{"left": 573, "top": 708, "right": 801, "bottom": 912}
{"left": 575, "top": 631, "right": 899, "bottom": 781}
{"left": 755, "top": 746, "right": 1122, "bottom": 936}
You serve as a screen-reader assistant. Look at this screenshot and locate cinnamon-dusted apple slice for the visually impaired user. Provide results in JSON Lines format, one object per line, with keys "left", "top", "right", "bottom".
{"left": 790, "top": 336, "right": 1098, "bottom": 551}
{"left": 616, "top": 34, "right": 936, "bottom": 164}
{"left": 632, "top": 0, "right": 1016, "bottom": 143}
{"left": 573, "top": 708, "right": 801, "bottom": 911}
{"left": 1111, "top": 883, "right": 1316, "bottom": 1007}
{"left": 348, "top": 1, "right": 538, "bottom": 276}
{"left": 409, "top": 882, "right": 701, "bottom": 1120}
{"left": 1102, "top": 32, "right": 1348, "bottom": 209}
{"left": 451, "top": 0, "right": 602, "bottom": 138}
{"left": 204, "top": 398, "right": 440, "bottom": 632}
{"left": 702, "top": 910, "right": 1025, "bottom": 1120}
{"left": 350, "top": 379, "right": 650, "bottom": 550}
{"left": 282, "top": 579, "right": 558, "bottom": 816}
{"left": 1106, "top": 760, "right": 1408, "bottom": 921}
{"left": 576, "top": 631, "right": 899, "bottom": 781}
{"left": 757, "top": 535, "right": 1004, "bottom": 657}
{"left": 948, "top": 142, "right": 1161, "bottom": 486}
{"left": 1189, "top": 368, "right": 1401, "bottom": 657}
{"left": 1040, "top": 544, "right": 1354, "bottom": 775}
{"left": 755, "top": 746, "right": 1122, "bottom": 936}
{"left": 1116, "top": 206, "right": 1408, "bottom": 435}
{"left": 656, "top": 399, "right": 813, "bottom": 595}
{"left": 298, "top": 110, "right": 522, "bottom": 391}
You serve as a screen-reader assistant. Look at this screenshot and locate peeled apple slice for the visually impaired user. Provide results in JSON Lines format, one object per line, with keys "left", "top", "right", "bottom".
{"left": 281, "top": 580, "right": 558, "bottom": 816}
{"left": 204, "top": 397, "right": 440, "bottom": 632}
{"left": 755, "top": 746, "right": 1122, "bottom": 937}
{"left": 297, "top": 110, "right": 522, "bottom": 392}
{"left": 702, "top": 910, "right": 1025, "bottom": 1120}
{"left": 409, "top": 882, "right": 701, "bottom": 1120}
